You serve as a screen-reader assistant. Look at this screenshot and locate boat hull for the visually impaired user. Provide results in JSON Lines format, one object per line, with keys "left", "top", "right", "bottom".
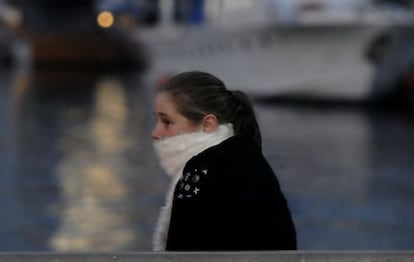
{"left": 138, "top": 23, "right": 391, "bottom": 99}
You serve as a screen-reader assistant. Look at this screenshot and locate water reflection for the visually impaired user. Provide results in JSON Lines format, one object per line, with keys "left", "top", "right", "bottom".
{"left": 0, "top": 69, "right": 413, "bottom": 251}
{"left": 257, "top": 106, "right": 372, "bottom": 249}
{"left": 0, "top": 69, "right": 166, "bottom": 251}
{"left": 0, "top": 68, "right": 62, "bottom": 251}
{"left": 365, "top": 112, "right": 414, "bottom": 249}
{"left": 256, "top": 104, "right": 414, "bottom": 249}
{"left": 50, "top": 77, "right": 136, "bottom": 251}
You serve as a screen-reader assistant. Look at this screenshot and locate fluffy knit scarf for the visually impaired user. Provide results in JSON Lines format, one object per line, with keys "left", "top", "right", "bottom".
{"left": 152, "top": 124, "right": 234, "bottom": 251}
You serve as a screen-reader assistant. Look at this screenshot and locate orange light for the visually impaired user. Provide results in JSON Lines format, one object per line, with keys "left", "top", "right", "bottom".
{"left": 97, "top": 11, "right": 114, "bottom": 28}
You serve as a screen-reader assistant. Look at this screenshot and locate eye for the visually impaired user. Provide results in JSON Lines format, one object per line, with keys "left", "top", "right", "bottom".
{"left": 162, "top": 118, "right": 172, "bottom": 127}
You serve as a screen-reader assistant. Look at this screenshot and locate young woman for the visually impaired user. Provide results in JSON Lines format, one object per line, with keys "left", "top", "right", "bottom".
{"left": 152, "top": 71, "right": 296, "bottom": 251}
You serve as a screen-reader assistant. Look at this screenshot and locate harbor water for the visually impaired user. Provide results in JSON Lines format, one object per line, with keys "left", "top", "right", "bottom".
{"left": 0, "top": 68, "right": 413, "bottom": 251}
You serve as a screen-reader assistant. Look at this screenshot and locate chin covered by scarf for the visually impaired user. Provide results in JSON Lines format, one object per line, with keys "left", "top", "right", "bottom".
{"left": 152, "top": 124, "right": 234, "bottom": 251}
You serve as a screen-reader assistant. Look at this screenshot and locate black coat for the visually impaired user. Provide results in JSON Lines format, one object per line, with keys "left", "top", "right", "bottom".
{"left": 166, "top": 135, "right": 297, "bottom": 251}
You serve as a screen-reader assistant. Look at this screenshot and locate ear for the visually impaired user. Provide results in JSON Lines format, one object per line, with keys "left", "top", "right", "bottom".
{"left": 202, "top": 114, "right": 219, "bottom": 133}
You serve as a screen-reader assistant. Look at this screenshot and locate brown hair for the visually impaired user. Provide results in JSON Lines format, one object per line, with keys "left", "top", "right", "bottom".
{"left": 158, "top": 71, "right": 262, "bottom": 148}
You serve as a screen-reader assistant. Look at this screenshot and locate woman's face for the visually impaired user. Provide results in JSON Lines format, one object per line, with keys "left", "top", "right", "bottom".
{"left": 151, "top": 92, "right": 201, "bottom": 140}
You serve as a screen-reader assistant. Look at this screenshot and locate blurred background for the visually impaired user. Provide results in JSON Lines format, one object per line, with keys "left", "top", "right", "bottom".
{"left": 0, "top": 0, "right": 414, "bottom": 252}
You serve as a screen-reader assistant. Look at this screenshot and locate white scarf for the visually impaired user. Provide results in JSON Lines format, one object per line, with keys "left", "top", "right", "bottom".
{"left": 152, "top": 124, "right": 234, "bottom": 251}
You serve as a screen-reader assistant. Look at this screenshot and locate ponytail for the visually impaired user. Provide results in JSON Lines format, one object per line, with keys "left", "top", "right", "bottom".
{"left": 228, "top": 90, "right": 262, "bottom": 149}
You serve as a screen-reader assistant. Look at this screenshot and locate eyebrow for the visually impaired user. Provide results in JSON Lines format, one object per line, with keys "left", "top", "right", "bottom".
{"left": 155, "top": 112, "right": 170, "bottom": 118}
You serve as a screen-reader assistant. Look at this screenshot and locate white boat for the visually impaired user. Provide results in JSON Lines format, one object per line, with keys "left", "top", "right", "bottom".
{"left": 132, "top": 0, "right": 414, "bottom": 100}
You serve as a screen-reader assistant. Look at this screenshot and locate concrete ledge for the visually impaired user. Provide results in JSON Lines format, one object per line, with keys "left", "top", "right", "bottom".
{"left": 0, "top": 251, "right": 414, "bottom": 262}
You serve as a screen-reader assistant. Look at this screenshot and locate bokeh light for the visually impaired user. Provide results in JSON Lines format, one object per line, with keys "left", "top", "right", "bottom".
{"left": 97, "top": 11, "right": 114, "bottom": 28}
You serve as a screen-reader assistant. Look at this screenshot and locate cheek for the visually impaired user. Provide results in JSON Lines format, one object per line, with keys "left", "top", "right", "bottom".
{"left": 169, "top": 124, "right": 187, "bottom": 136}
{"left": 181, "top": 121, "right": 202, "bottom": 134}
{"left": 168, "top": 122, "right": 198, "bottom": 136}
{"left": 158, "top": 123, "right": 180, "bottom": 138}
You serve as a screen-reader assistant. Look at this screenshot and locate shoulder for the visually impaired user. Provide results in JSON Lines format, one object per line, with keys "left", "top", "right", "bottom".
{"left": 181, "top": 136, "right": 267, "bottom": 184}
{"left": 177, "top": 136, "right": 278, "bottom": 199}
{"left": 190, "top": 135, "right": 264, "bottom": 168}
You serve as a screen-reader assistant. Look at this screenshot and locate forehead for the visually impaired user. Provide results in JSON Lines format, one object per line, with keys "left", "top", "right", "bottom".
{"left": 154, "top": 92, "right": 176, "bottom": 113}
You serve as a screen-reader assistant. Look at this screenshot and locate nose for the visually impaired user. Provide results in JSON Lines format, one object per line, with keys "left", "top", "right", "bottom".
{"left": 151, "top": 125, "right": 161, "bottom": 140}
